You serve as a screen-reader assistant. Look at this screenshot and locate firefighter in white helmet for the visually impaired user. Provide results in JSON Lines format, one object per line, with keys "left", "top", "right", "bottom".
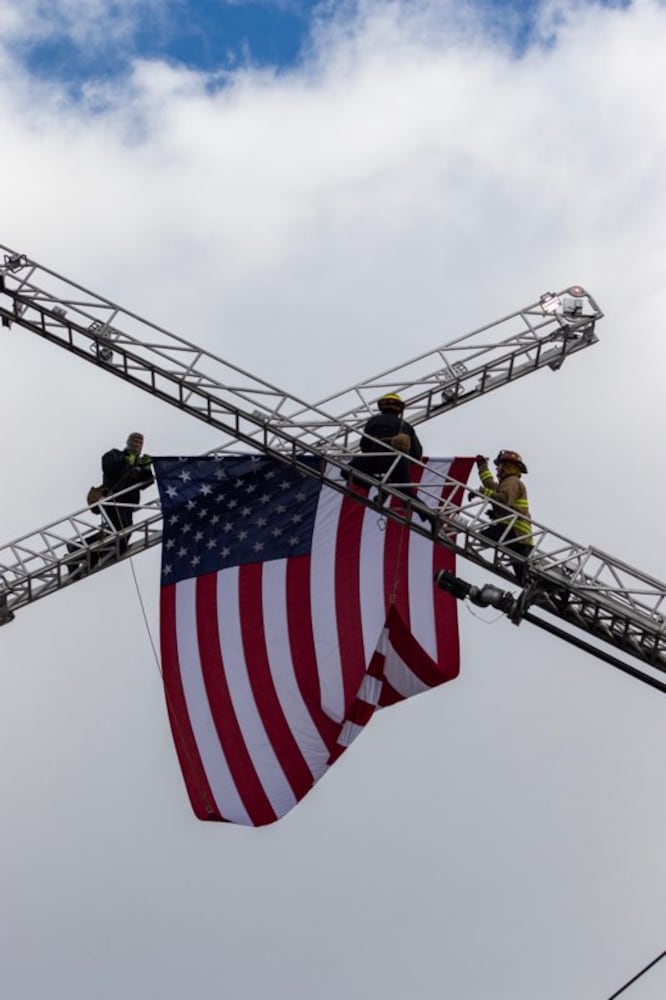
{"left": 476, "top": 450, "right": 532, "bottom": 583}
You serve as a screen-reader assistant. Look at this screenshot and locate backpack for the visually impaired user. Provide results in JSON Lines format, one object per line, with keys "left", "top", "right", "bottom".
{"left": 389, "top": 418, "right": 412, "bottom": 453}
{"left": 390, "top": 432, "right": 411, "bottom": 453}
{"left": 86, "top": 484, "right": 108, "bottom": 515}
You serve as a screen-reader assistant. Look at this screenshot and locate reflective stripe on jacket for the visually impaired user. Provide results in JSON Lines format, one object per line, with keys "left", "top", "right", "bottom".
{"left": 478, "top": 465, "right": 533, "bottom": 543}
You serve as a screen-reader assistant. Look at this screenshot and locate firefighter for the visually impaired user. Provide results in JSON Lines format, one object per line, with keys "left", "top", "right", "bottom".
{"left": 348, "top": 393, "right": 423, "bottom": 505}
{"left": 101, "top": 432, "right": 153, "bottom": 553}
{"left": 476, "top": 450, "right": 532, "bottom": 583}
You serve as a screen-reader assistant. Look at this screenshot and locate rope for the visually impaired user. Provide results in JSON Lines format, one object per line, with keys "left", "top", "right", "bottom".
{"left": 129, "top": 555, "right": 161, "bottom": 676}
{"left": 127, "top": 554, "right": 219, "bottom": 819}
{"left": 388, "top": 504, "right": 409, "bottom": 605}
{"left": 606, "top": 949, "right": 666, "bottom": 999}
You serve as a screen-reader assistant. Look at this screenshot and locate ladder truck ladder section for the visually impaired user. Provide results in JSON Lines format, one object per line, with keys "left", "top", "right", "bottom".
{"left": 444, "top": 495, "right": 666, "bottom": 687}
{"left": 0, "top": 245, "right": 601, "bottom": 456}
{"left": 1, "top": 431, "right": 665, "bottom": 691}
{"left": 301, "top": 289, "right": 601, "bottom": 450}
{"left": 4, "top": 244, "right": 661, "bottom": 688}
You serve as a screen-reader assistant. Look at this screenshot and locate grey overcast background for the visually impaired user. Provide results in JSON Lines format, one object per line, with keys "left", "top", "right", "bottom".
{"left": 1, "top": 1, "right": 666, "bottom": 998}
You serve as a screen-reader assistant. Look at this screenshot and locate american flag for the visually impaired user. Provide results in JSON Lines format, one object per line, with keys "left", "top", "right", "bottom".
{"left": 153, "top": 453, "right": 473, "bottom": 827}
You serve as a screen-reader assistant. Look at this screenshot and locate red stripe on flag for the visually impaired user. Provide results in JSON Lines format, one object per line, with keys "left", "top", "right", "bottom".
{"left": 160, "top": 585, "right": 222, "bottom": 821}
{"left": 347, "top": 698, "right": 376, "bottom": 728}
{"left": 285, "top": 555, "right": 340, "bottom": 752}
{"left": 382, "top": 511, "right": 409, "bottom": 621}
{"left": 335, "top": 493, "right": 370, "bottom": 714}
{"left": 238, "top": 564, "right": 315, "bottom": 801}
{"left": 432, "top": 550, "right": 461, "bottom": 676}
{"left": 336, "top": 647, "right": 385, "bottom": 738}
{"left": 377, "top": 679, "right": 403, "bottom": 707}
{"left": 387, "top": 605, "right": 458, "bottom": 687}
{"left": 386, "top": 460, "right": 428, "bottom": 628}
{"left": 441, "top": 456, "right": 474, "bottom": 509}
{"left": 433, "top": 456, "right": 474, "bottom": 671}
{"left": 196, "top": 574, "right": 277, "bottom": 827}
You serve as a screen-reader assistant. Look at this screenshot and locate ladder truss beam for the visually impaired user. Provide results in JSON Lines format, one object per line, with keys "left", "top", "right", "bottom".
{"left": 4, "top": 243, "right": 662, "bottom": 686}
{"left": 0, "top": 246, "right": 601, "bottom": 455}
{"left": 1, "top": 454, "right": 665, "bottom": 685}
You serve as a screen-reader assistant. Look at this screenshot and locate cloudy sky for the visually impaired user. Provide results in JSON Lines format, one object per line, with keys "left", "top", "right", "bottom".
{"left": 2, "top": 0, "right": 666, "bottom": 997}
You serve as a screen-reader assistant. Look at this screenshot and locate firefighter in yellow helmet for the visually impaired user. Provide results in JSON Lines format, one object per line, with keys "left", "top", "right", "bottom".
{"left": 348, "top": 392, "right": 423, "bottom": 505}
{"left": 476, "top": 450, "right": 532, "bottom": 583}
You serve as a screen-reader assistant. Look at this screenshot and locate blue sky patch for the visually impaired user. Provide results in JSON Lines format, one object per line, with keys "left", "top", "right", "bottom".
{"left": 18, "top": 0, "right": 633, "bottom": 87}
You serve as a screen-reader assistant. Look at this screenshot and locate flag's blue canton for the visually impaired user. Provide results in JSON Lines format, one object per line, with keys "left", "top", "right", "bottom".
{"left": 153, "top": 455, "right": 323, "bottom": 586}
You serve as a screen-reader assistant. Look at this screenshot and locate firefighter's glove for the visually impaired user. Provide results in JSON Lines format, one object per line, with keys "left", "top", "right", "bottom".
{"left": 475, "top": 455, "right": 489, "bottom": 468}
{"left": 138, "top": 454, "right": 152, "bottom": 467}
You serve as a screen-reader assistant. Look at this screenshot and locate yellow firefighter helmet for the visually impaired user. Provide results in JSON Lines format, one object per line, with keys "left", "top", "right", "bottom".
{"left": 377, "top": 393, "right": 405, "bottom": 413}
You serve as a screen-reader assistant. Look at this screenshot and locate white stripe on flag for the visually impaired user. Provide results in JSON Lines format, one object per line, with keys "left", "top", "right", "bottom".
{"left": 309, "top": 481, "right": 346, "bottom": 722}
{"left": 357, "top": 673, "right": 382, "bottom": 707}
{"left": 383, "top": 644, "right": 432, "bottom": 699}
{"left": 261, "top": 558, "right": 330, "bottom": 780}
{"left": 337, "top": 720, "right": 365, "bottom": 748}
{"left": 408, "top": 458, "right": 453, "bottom": 659}
{"left": 217, "top": 569, "right": 298, "bottom": 818}
{"left": 358, "top": 503, "right": 388, "bottom": 666}
{"left": 175, "top": 577, "right": 251, "bottom": 825}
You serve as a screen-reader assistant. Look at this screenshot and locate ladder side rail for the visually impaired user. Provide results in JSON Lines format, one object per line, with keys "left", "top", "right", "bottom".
{"left": 1, "top": 276, "right": 600, "bottom": 456}
{"left": 0, "top": 295, "right": 342, "bottom": 448}
{"left": 8, "top": 247, "right": 658, "bottom": 667}
{"left": 523, "top": 587, "right": 666, "bottom": 672}
{"left": 3, "top": 489, "right": 665, "bottom": 674}
{"left": 451, "top": 488, "right": 666, "bottom": 627}
{"left": 294, "top": 293, "right": 601, "bottom": 433}
{"left": 2, "top": 442, "right": 665, "bottom": 676}
{"left": 0, "top": 292, "right": 311, "bottom": 430}
{"left": 1, "top": 254, "right": 660, "bottom": 667}
{"left": 7, "top": 286, "right": 589, "bottom": 474}
{"left": 308, "top": 288, "right": 602, "bottom": 406}
{"left": 448, "top": 495, "right": 666, "bottom": 666}
{"left": 1, "top": 246, "right": 600, "bottom": 446}
{"left": 0, "top": 258, "right": 337, "bottom": 431}
{"left": 520, "top": 609, "right": 666, "bottom": 695}
{"left": 363, "top": 323, "right": 598, "bottom": 434}
{"left": 0, "top": 452, "right": 447, "bottom": 617}
{"left": 260, "top": 321, "right": 599, "bottom": 452}
{"left": 0, "top": 482, "right": 163, "bottom": 579}
{"left": 0, "top": 519, "right": 164, "bottom": 617}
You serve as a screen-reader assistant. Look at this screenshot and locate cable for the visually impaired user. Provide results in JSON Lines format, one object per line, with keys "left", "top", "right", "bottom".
{"left": 464, "top": 602, "right": 505, "bottom": 626}
{"left": 128, "top": 554, "right": 220, "bottom": 819}
{"left": 606, "top": 949, "right": 666, "bottom": 999}
{"left": 522, "top": 611, "right": 666, "bottom": 695}
{"left": 129, "top": 555, "right": 161, "bottom": 676}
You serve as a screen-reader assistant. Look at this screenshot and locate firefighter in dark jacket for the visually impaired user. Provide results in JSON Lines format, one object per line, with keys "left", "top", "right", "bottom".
{"left": 476, "top": 449, "right": 532, "bottom": 583}
{"left": 349, "top": 393, "right": 423, "bottom": 503}
{"left": 101, "top": 431, "right": 153, "bottom": 552}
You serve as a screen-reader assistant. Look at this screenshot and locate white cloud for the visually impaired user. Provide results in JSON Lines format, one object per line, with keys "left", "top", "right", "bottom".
{"left": 0, "top": 0, "right": 156, "bottom": 48}
{"left": 1, "top": 3, "right": 666, "bottom": 998}
{"left": 1, "top": 0, "right": 663, "bottom": 547}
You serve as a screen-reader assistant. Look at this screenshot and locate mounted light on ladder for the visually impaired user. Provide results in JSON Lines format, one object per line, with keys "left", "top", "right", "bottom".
{"left": 88, "top": 320, "right": 114, "bottom": 362}
{"left": 561, "top": 285, "right": 585, "bottom": 316}
{"left": 2, "top": 253, "right": 27, "bottom": 272}
{"left": 539, "top": 291, "right": 561, "bottom": 314}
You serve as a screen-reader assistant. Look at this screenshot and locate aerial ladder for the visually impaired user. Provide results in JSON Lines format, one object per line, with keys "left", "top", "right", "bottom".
{"left": 1, "top": 245, "right": 664, "bottom": 694}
